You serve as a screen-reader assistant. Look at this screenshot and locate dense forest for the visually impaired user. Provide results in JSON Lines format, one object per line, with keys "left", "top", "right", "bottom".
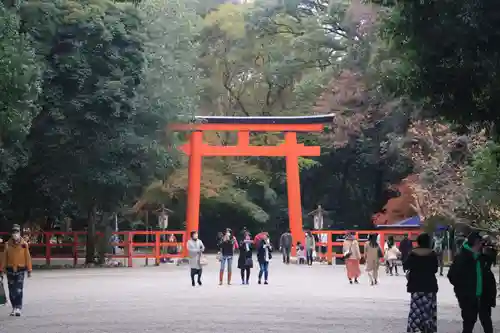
{"left": 1, "top": 0, "right": 500, "bottom": 255}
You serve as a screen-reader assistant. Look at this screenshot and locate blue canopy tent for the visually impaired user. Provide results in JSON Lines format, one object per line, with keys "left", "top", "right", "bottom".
{"left": 376, "top": 216, "right": 421, "bottom": 229}
{"left": 376, "top": 215, "right": 449, "bottom": 231}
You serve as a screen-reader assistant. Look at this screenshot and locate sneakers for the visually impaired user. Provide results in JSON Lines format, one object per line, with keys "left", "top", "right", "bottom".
{"left": 10, "top": 308, "right": 21, "bottom": 317}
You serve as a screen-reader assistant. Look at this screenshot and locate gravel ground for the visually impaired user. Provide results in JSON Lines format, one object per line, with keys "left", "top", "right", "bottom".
{"left": 0, "top": 256, "right": 498, "bottom": 333}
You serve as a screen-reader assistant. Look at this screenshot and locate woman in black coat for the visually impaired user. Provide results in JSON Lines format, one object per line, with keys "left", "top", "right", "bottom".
{"left": 403, "top": 233, "right": 439, "bottom": 333}
{"left": 237, "top": 233, "right": 253, "bottom": 285}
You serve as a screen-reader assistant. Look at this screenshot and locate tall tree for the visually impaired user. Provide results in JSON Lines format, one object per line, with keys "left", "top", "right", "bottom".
{"left": 15, "top": 0, "right": 167, "bottom": 261}
{"left": 377, "top": 0, "right": 500, "bottom": 135}
{"left": 0, "top": 3, "right": 40, "bottom": 220}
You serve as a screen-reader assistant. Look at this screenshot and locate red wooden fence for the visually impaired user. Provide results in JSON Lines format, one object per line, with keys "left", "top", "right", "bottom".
{"left": 0, "top": 230, "right": 186, "bottom": 268}
{"left": 0, "top": 229, "right": 419, "bottom": 267}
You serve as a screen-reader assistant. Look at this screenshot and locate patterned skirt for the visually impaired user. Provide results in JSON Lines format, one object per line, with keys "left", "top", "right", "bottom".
{"left": 407, "top": 292, "right": 437, "bottom": 333}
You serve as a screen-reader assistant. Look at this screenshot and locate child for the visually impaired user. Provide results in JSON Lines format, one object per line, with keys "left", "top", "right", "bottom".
{"left": 296, "top": 241, "right": 306, "bottom": 264}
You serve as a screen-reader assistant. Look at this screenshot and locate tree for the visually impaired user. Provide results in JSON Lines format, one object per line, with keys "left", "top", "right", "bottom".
{"left": 377, "top": 0, "right": 500, "bottom": 136}
{"left": 463, "top": 142, "right": 500, "bottom": 230}
{"left": 0, "top": 3, "right": 40, "bottom": 220}
{"left": 15, "top": 0, "right": 168, "bottom": 262}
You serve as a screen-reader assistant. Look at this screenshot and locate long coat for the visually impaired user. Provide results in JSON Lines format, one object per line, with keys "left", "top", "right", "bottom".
{"left": 238, "top": 240, "right": 253, "bottom": 269}
{"left": 187, "top": 239, "right": 205, "bottom": 269}
{"left": 448, "top": 247, "right": 497, "bottom": 307}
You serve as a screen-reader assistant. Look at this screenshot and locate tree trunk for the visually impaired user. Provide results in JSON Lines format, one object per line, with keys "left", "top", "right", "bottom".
{"left": 96, "top": 212, "right": 112, "bottom": 265}
{"left": 85, "top": 206, "right": 96, "bottom": 264}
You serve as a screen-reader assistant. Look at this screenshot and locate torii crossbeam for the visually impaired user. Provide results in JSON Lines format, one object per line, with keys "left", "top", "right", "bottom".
{"left": 170, "top": 114, "right": 334, "bottom": 249}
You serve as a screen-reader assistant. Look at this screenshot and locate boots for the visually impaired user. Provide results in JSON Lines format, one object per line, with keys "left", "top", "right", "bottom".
{"left": 219, "top": 271, "right": 224, "bottom": 285}
{"left": 227, "top": 271, "right": 232, "bottom": 285}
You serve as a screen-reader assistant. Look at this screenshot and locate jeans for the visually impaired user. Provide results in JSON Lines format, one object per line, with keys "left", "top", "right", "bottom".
{"left": 306, "top": 249, "right": 313, "bottom": 265}
{"left": 458, "top": 296, "right": 493, "bottom": 333}
{"left": 258, "top": 261, "right": 269, "bottom": 281}
{"left": 220, "top": 256, "right": 233, "bottom": 273}
{"left": 6, "top": 268, "right": 25, "bottom": 309}
{"left": 281, "top": 247, "right": 291, "bottom": 264}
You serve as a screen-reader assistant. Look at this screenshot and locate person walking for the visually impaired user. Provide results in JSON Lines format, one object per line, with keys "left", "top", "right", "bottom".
{"left": 399, "top": 234, "right": 413, "bottom": 272}
{"left": 218, "top": 229, "right": 236, "bottom": 285}
{"left": 404, "top": 233, "right": 438, "bottom": 333}
{"left": 238, "top": 233, "right": 253, "bottom": 284}
{"left": 448, "top": 232, "right": 497, "bottom": 333}
{"left": 279, "top": 230, "right": 292, "bottom": 264}
{"left": 364, "top": 234, "right": 382, "bottom": 286}
{"left": 257, "top": 233, "right": 272, "bottom": 284}
{"left": 343, "top": 232, "right": 361, "bottom": 284}
{"left": 0, "top": 224, "right": 32, "bottom": 316}
{"left": 432, "top": 232, "right": 445, "bottom": 276}
{"left": 187, "top": 231, "right": 205, "bottom": 287}
{"left": 305, "top": 231, "right": 315, "bottom": 266}
{"left": 385, "top": 236, "right": 401, "bottom": 276}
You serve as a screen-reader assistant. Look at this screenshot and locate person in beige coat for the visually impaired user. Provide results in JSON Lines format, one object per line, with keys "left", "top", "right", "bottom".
{"left": 343, "top": 232, "right": 361, "bottom": 284}
{"left": 364, "top": 234, "right": 382, "bottom": 285}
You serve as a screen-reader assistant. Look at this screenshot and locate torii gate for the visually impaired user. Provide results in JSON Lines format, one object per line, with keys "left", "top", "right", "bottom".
{"left": 170, "top": 115, "right": 334, "bottom": 249}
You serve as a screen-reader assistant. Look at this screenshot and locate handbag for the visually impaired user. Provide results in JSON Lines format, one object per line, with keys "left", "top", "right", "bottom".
{"left": 199, "top": 255, "right": 208, "bottom": 266}
{"left": 216, "top": 251, "right": 221, "bottom": 262}
{"left": 0, "top": 278, "right": 6, "bottom": 306}
{"left": 343, "top": 243, "right": 353, "bottom": 260}
{"left": 245, "top": 257, "right": 254, "bottom": 268}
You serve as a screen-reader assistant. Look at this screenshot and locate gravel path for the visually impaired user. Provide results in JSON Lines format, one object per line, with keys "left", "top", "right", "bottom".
{"left": 0, "top": 257, "right": 497, "bottom": 333}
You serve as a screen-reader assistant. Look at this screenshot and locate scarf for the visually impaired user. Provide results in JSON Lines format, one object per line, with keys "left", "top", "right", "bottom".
{"left": 463, "top": 242, "right": 483, "bottom": 297}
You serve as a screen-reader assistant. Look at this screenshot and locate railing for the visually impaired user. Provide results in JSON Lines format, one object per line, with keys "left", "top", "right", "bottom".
{"left": 311, "top": 230, "right": 421, "bottom": 263}
{"left": 0, "top": 229, "right": 420, "bottom": 267}
{"left": 0, "top": 230, "right": 186, "bottom": 268}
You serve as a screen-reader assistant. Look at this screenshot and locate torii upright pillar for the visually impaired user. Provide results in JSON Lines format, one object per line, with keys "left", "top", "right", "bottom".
{"left": 170, "top": 115, "right": 334, "bottom": 252}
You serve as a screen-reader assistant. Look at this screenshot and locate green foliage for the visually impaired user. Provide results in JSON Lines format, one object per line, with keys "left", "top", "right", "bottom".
{"left": 137, "top": 0, "right": 202, "bottom": 127}
{"left": 467, "top": 142, "right": 500, "bottom": 202}
{"left": 9, "top": 0, "right": 170, "bottom": 225}
{"left": 378, "top": 0, "right": 500, "bottom": 132}
{"left": 0, "top": 3, "right": 40, "bottom": 198}
{"left": 0, "top": 0, "right": 424, "bottom": 241}
{"left": 466, "top": 142, "right": 500, "bottom": 230}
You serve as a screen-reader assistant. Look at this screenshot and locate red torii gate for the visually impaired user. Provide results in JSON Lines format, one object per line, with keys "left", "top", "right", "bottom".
{"left": 170, "top": 115, "right": 334, "bottom": 249}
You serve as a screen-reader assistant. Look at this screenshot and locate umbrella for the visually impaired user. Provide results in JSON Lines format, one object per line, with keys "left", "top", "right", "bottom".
{"left": 254, "top": 232, "right": 268, "bottom": 245}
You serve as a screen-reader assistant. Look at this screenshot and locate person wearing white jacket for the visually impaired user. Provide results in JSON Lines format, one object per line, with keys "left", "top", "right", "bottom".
{"left": 384, "top": 236, "right": 401, "bottom": 276}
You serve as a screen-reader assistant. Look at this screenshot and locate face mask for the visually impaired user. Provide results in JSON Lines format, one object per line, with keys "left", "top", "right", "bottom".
{"left": 12, "top": 233, "right": 20, "bottom": 241}
{"left": 226, "top": 232, "right": 230, "bottom": 237}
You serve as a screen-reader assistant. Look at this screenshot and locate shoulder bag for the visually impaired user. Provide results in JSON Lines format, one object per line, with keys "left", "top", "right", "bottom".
{"left": 343, "top": 243, "right": 353, "bottom": 260}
